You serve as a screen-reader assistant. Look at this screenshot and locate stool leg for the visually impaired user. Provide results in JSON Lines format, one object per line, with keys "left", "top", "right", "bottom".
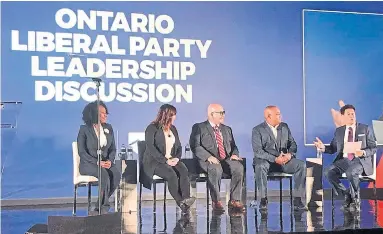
{"left": 279, "top": 179, "right": 283, "bottom": 220}
{"left": 190, "top": 177, "right": 197, "bottom": 210}
{"left": 206, "top": 181, "right": 210, "bottom": 211}
{"left": 153, "top": 182, "right": 157, "bottom": 213}
{"left": 242, "top": 171, "right": 247, "bottom": 204}
{"left": 279, "top": 179, "right": 282, "bottom": 205}
{"left": 331, "top": 204, "right": 335, "bottom": 229}
{"left": 357, "top": 187, "right": 361, "bottom": 210}
{"left": 115, "top": 184, "right": 119, "bottom": 212}
{"left": 250, "top": 178, "right": 257, "bottom": 208}
{"left": 88, "top": 183, "right": 92, "bottom": 213}
{"left": 163, "top": 181, "right": 167, "bottom": 212}
{"left": 73, "top": 185, "right": 77, "bottom": 216}
{"left": 289, "top": 177, "right": 293, "bottom": 206}
{"left": 374, "top": 181, "right": 377, "bottom": 224}
{"left": 225, "top": 179, "right": 230, "bottom": 205}
{"left": 254, "top": 179, "right": 257, "bottom": 201}
{"left": 139, "top": 184, "right": 143, "bottom": 214}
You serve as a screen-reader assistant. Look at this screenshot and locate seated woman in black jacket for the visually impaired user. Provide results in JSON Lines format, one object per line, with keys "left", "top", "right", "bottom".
{"left": 77, "top": 101, "right": 120, "bottom": 214}
{"left": 143, "top": 104, "right": 195, "bottom": 212}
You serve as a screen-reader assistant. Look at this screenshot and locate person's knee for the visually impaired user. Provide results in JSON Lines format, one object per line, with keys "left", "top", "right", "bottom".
{"left": 295, "top": 160, "right": 306, "bottom": 177}
{"left": 345, "top": 168, "right": 358, "bottom": 179}
{"left": 101, "top": 168, "right": 110, "bottom": 178}
{"left": 232, "top": 163, "right": 244, "bottom": 177}
{"left": 208, "top": 164, "right": 223, "bottom": 177}
{"left": 297, "top": 160, "right": 306, "bottom": 170}
{"left": 253, "top": 161, "right": 268, "bottom": 174}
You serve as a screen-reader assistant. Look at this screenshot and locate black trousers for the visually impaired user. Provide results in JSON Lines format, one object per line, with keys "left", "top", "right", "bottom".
{"left": 80, "top": 163, "right": 121, "bottom": 208}
{"left": 153, "top": 161, "right": 190, "bottom": 203}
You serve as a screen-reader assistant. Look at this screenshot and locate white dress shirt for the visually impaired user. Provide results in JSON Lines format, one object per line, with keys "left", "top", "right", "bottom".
{"left": 164, "top": 129, "right": 175, "bottom": 159}
{"left": 267, "top": 122, "right": 279, "bottom": 139}
{"left": 94, "top": 125, "right": 107, "bottom": 148}
{"left": 343, "top": 124, "right": 362, "bottom": 157}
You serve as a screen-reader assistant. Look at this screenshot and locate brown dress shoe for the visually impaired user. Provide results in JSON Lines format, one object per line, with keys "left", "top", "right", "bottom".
{"left": 212, "top": 201, "right": 225, "bottom": 212}
{"left": 228, "top": 200, "right": 245, "bottom": 212}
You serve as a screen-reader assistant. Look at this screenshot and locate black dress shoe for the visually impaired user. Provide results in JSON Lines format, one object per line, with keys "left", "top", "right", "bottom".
{"left": 259, "top": 198, "right": 268, "bottom": 211}
{"left": 293, "top": 198, "right": 308, "bottom": 211}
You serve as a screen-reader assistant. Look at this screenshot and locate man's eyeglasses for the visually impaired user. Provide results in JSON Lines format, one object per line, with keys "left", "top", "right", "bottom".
{"left": 212, "top": 111, "right": 225, "bottom": 116}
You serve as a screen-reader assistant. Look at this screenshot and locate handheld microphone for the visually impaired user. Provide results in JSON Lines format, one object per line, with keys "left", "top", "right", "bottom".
{"left": 91, "top": 77, "right": 102, "bottom": 83}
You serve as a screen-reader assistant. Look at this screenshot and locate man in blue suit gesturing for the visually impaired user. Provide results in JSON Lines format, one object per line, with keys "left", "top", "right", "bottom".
{"left": 314, "top": 104, "right": 377, "bottom": 210}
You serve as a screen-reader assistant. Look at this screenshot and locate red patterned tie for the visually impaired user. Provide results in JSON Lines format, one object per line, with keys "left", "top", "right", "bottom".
{"left": 214, "top": 126, "right": 226, "bottom": 160}
{"left": 347, "top": 127, "right": 354, "bottom": 160}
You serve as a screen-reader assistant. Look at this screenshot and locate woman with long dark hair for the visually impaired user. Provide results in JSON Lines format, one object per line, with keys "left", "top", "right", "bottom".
{"left": 142, "top": 104, "right": 195, "bottom": 212}
{"left": 77, "top": 101, "right": 120, "bottom": 214}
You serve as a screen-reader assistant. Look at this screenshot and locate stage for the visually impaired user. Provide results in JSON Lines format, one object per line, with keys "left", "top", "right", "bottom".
{"left": 2, "top": 197, "right": 382, "bottom": 234}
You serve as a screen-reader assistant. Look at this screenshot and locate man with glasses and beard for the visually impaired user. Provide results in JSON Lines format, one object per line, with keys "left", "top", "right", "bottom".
{"left": 189, "top": 104, "right": 245, "bottom": 213}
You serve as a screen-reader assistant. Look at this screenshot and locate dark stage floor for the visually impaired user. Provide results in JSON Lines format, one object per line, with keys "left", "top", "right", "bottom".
{"left": 1, "top": 198, "right": 383, "bottom": 234}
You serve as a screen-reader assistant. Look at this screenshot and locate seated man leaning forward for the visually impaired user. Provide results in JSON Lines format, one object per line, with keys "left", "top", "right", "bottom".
{"left": 252, "top": 105, "right": 307, "bottom": 211}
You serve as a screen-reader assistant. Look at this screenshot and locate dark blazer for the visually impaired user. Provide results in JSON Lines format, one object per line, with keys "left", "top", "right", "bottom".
{"left": 325, "top": 123, "right": 377, "bottom": 176}
{"left": 189, "top": 120, "right": 239, "bottom": 161}
{"left": 252, "top": 122, "right": 297, "bottom": 164}
{"left": 142, "top": 123, "right": 182, "bottom": 189}
{"left": 77, "top": 123, "right": 116, "bottom": 166}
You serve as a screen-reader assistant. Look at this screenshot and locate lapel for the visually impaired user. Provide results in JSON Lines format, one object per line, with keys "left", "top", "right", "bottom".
{"left": 157, "top": 125, "right": 166, "bottom": 155}
{"left": 89, "top": 124, "right": 98, "bottom": 140}
{"left": 354, "top": 123, "right": 361, "bottom": 141}
{"left": 276, "top": 124, "right": 283, "bottom": 151}
{"left": 170, "top": 125, "right": 177, "bottom": 154}
{"left": 263, "top": 122, "right": 277, "bottom": 147}
{"left": 204, "top": 121, "right": 219, "bottom": 154}
{"left": 89, "top": 125, "right": 102, "bottom": 150}
{"left": 338, "top": 125, "right": 346, "bottom": 150}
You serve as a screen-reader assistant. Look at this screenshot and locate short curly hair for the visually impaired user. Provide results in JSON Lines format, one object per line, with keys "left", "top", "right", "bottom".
{"left": 81, "top": 101, "right": 109, "bottom": 126}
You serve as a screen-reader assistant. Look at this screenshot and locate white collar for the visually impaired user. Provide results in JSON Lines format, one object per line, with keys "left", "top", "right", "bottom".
{"left": 266, "top": 122, "right": 279, "bottom": 129}
{"left": 345, "top": 124, "right": 356, "bottom": 129}
{"left": 209, "top": 120, "right": 219, "bottom": 128}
